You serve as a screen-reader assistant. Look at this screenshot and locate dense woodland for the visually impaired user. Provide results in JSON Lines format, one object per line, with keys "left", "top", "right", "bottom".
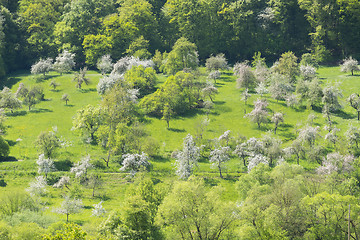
{"left": 1, "top": 0, "right": 360, "bottom": 239}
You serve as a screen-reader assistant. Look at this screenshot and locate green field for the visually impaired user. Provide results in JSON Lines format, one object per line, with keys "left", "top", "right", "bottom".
{"left": 1, "top": 66, "right": 360, "bottom": 237}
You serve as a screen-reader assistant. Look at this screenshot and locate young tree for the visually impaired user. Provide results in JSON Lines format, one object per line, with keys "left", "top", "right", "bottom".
{"left": 268, "top": 73, "right": 293, "bottom": 102}
{"left": 53, "top": 50, "right": 75, "bottom": 75}
{"left": 346, "top": 125, "right": 360, "bottom": 149}
{"left": 174, "top": 134, "right": 200, "bottom": 179}
{"left": 49, "top": 80, "right": 59, "bottom": 90}
{"left": 271, "top": 112, "right": 284, "bottom": 134}
{"left": 0, "top": 87, "right": 21, "bottom": 113}
{"left": 55, "top": 195, "right": 83, "bottom": 222}
{"left": 205, "top": 53, "right": 228, "bottom": 72}
{"left": 97, "top": 54, "right": 113, "bottom": 75}
{"left": 53, "top": 176, "right": 70, "bottom": 190}
{"left": 16, "top": 83, "right": 44, "bottom": 110}
{"left": 97, "top": 74, "right": 122, "bottom": 96}
{"left": 300, "top": 65, "right": 316, "bottom": 81}
{"left": 234, "top": 62, "right": 257, "bottom": 90}
{"left": 233, "top": 142, "right": 249, "bottom": 167}
{"left": 35, "top": 130, "right": 61, "bottom": 159}
{"left": 163, "top": 37, "right": 199, "bottom": 74}
{"left": 61, "top": 94, "right": 70, "bottom": 105}
{"left": 241, "top": 88, "right": 251, "bottom": 113}
{"left": 255, "top": 82, "right": 268, "bottom": 98}
{"left": 348, "top": 93, "right": 360, "bottom": 120}
{"left": 92, "top": 201, "right": 106, "bottom": 217}
{"left": 341, "top": 57, "right": 359, "bottom": 75}
{"left": 272, "top": 51, "right": 299, "bottom": 82}
{"left": 297, "top": 126, "right": 320, "bottom": 147}
{"left": 73, "top": 67, "right": 90, "bottom": 89}
{"left": 284, "top": 139, "right": 304, "bottom": 165}
{"left": 119, "top": 152, "right": 150, "bottom": 176}
{"left": 36, "top": 154, "right": 56, "bottom": 179}
{"left": 247, "top": 154, "right": 269, "bottom": 172}
{"left": 209, "top": 146, "right": 230, "bottom": 178}
{"left": 245, "top": 98, "right": 269, "bottom": 128}
{"left": 72, "top": 105, "right": 102, "bottom": 142}
{"left": 87, "top": 174, "right": 103, "bottom": 197}
{"left": 27, "top": 176, "right": 47, "bottom": 197}
{"left": 316, "top": 152, "right": 354, "bottom": 175}
{"left": 208, "top": 70, "right": 221, "bottom": 84}
{"left": 70, "top": 155, "right": 93, "bottom": 179}
{"left": 219, "top": 130, "right": 231, "bottom": 146}
{"left": 31, "top": 58, "right": 53, "bottom": 77}
{"left": 161, "top": 103, "right": 173, "bottom": 128}
{"left": 202, "top": 83, "right": 218, "bottom": 102}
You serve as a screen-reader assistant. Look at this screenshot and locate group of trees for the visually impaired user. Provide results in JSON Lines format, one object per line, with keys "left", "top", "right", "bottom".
{"left": 1, "top": 0, "right": 360, "bottom": 77}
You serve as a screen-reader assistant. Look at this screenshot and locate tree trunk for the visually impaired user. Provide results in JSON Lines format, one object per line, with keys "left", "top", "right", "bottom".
{"left": 274, "top": 126, "right": 277, "bottom": 134}
{"left": 66, "top": 213, "right": 69, "bottom": 222}
{"left": 219, "top": 165, "right": 223, "bottom": 178}
{"left": 358, "top": 111, "right": 359, "bottom": 121}
{"left": 167, "top": 120, "right": 170, "bottom": 128}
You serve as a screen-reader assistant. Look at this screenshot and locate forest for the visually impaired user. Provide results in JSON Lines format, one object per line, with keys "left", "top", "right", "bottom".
{"left": 1, "top": 0, "right": 360, "bottom": 239}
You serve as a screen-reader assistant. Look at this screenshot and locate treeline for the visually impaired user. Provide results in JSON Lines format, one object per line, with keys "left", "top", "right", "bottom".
{"left": 0, "top": 0, "right": 360, "bottom": 77}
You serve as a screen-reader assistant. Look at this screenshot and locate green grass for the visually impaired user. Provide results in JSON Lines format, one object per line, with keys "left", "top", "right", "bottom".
{"left": 1, "top": 66, "right": 360, "bottom": 232}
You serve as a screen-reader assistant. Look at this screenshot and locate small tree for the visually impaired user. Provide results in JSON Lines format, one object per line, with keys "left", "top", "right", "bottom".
{"left": 174, "top": 134, "right": 200, "bottom": 179}
{"left": 255, "top": 82, "right": 268, "bottom": 98}
{"left": 271, "top": 112, "right": 284, "bottom": 134}
{"left": 97, "top": 74, "right": 122, "bottom": 95}
{"left": 53, "top": 176, "right": 70, "bottom": 189}
{"left": 97, "top": 54, "right": 113, "bottom": 75}
{"left": 27, "top": 176, "right": 47, "bottom": 196}
{"left": 297, "top": 126, "right": 320, "bottom": 147}
{"left": 245, "top": 98, "right": 269, "bottom": 128}
{"left": 72, "top": 105, "right": 102, "bottom": 141}
{"left": 87, "top": 174, "right": 103, "bottom": 197}
{"left": 234, "top": 62, "right": 257, "bottom": 90}
{"left": 205, "top": 54, "right": 228, "bottom": 72}
{"left": 92, "top": 201, "right": 106, "bottom": 217}
{"left": 202, "top": 83, "right": 218, "bottom": 102}
{"left": 31, "top": 58, "right": 53, "bottom": 77}
{"left": 209, "top": 146, "right": 230, "bottom": 178}
{"left": 161, "top": 103, "right": 173, "bottom": 128}
{"left": 16, "top": 83, "right": 44, "bottom": 110}
{"left": 49, "top": 80, "right": 59, "bottom": 90}
{"left": 61, "top": 94, "right": 70, "bottom": 105}
{"left": 35, "top": 130, "right": 61, "bottom": 159}
{"left": 348, "top": 93, "right": 360, "bottom": 120}
{"left": 0, "top": 87, "right": 21, "bottom": 113}
{"left": 73, "top": 67, "right": 90, "bottom": 89}
{"left": 341, "top": 57, "right": 359, "bottom": 75}
{"left": 300, "top": 65, "right": 316, "bottom": 81}
{"left": 268, "top": 73, "right": 293, "bottom": 102}
{"left": 70, "top": 155, "right": 93, "bottom": 179}
{"left": 316, "top": 152, "right": 354, "bottom": 175}
{"left": 53, "top": 50, "right": 75, "bottom": 75}
{"left": 247, "top": 154, "right": 269, "bottom": 172}
{"left": 55, "top": 195, "right": 83, "bottom": 222}
{"left": 120, "top": 153, "right": 150, "bottom": 176}
{"left": 36, "top": 154, "right": 56, "bottom": 179}
{"left": 272, "top": 51, "right": 299, "bottom": 82}
{"left": 208, "top": 70, "right": 221, "bottom": 84}
{"left": 346, "top": 125, "right": 360, "bottom": 149}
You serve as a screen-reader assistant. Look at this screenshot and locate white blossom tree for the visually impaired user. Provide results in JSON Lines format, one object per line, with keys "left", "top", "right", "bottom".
{"left": 255, "top": 82, "right": 268, "bottom": 98}
{"left": 209, "top": 146, "right": 230, "bottom": 178}
{"left": 112, "top": 56, "right": 154, "bottom": 75}
{"left": 268, "top": 73, "right": 293, "bottom": 102}
{"left": 345, "top": 125, "right": 360, "bottom": 149}
{"left": 316, "top": 152, "right": 354, "bottom": 175}
{"left": 348, "top": 93, "right": 360, "bottom": 120}
{"left": 119, "top": 152, "right": 150, "bottom": 176}
{"left": 208, "top": 70, "right": 221, "bottom": 84}
{"left": 53, "top": 176, "right": 70, "bottom": 189}
{"left": 300, "top": 65, "right": 316, "bottom": 81}
{"left": 27, "top": 176, "right": 47, "bottom": 196}
{"left": 36, "top": 154, "right": 56, "bottom": 179}
{"left": 92, "top": 201, "right": 106, "bottom": 217}
{"left": 245, "top": 98, "right": 269, "bottom": 128}
{"left": 297, "top": 126, "right": 320, "bottom": 147}
{"left": 341, "top": 57, "right": 359, "bottom": 75}
{"left": 205, "top": 54, "right": 228, "bottom": 72}
{"left": 233, "top": 142, "right": 250, "bottom": 167}
{"left": 53, "top": 50, "right": 75, "bottom": 75}
{"left": 0, "top": 87, "right": 22, "bottom": 113}
{"left": 55, "top": 195, "right": 83, "bottom": 222}
{"left": 97, "top": 54, "right": 113, "bottom": 75}
{"left": 97, "top": 74, "right": 123, "bottom": 95}
{"left": 271, "top": 112, "right": 284, "bottom": 134}
{"left": 174, "top": 134, "right": 200, "bottom": 179}
{"left": 70, "top": 155, "right": 93, "bottom": 178}
{"left": 31, "top": 58, "right": 53, "bottom": 77}
{"left": 247, "top": 154, "right": 269, "bottom": 172}
{"left": 218, "top": 130, "right": 231, "bottom": 146}
{"left": 234, "top": 62, "right": 257, "bottom": 90}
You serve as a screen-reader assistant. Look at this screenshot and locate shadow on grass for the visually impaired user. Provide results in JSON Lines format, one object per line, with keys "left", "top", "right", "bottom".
{"left": 30, "top": 108, "right": 53, "bottom": 113}
{"left": 4, "top": 77, "right": 22, "bottom": 89}
{"left": 168, "top": 127, "right": 185, "bottom": 132}
{"left": 151, "top": 155, "right": 170, "bottom": 163}
{"left": 334, "top": 110, "right": 355, "bottom": 119}
{"left": 0, "top": 156, "right": 18, "bottom": 162}
{"left": 35, "top": 75, "right": 57, "bottom": 82}
{"left": 213, "top": 100, "right": 225, "bottom": 105}
{"left": 279, "top": 131, "right": 296, "bottom": 140}
{"left": 64, "top": 104, "right": 74, "bottom": 107}
{"left": 204, "top": 177, "right": 220, "bottom": 186}
{"left": 78, "top": 88, "right": 97, "bottom": 93}
{"left": 220, "top": 75, "right": 234, "bottom": 83}
{"left": 7, "top": 140, "right": 17, "bottom": 147}
{"left": 50, "top": 89, "right": 61, "bottom": 93}
{"left": 6, "top": 110, "right": 27, "bottom": 117}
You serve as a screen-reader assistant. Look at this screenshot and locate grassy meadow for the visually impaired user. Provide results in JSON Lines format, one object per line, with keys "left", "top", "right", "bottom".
{"left": 1, "top": 65, "right": 360, "bottom": 230}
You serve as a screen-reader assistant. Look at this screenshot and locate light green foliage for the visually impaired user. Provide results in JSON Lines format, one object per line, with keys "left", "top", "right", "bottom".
{"left": 0, "top": 192, "right": 39, "bottom": 216}
{"left": 161, "top": 103, "right": 173, "bottom": 128}
{"left": 126, "top": 36, "right": 151, "bottom": 59}
{"left": 43, "top": 223, "right": 87, "bottom": 240}
{"left": 157, "top": 177, "right": 238, "bottom": 239}
{"left": 272, "top": 51, "right": 299, "bottom": 82}
{"left": 124, "top": 65, "right": 156, "bottom": 96}
{"left": 163, "top": 37, "right": 199, "bottom": 75}
{"left": 73, "top": 67, "right": 90, "bottom": 89}
{"left": 83, "top": 34, "right": 112, "bottom": 67}
{"left": 15, "top": 83, "right": 44, "bottom": 110}
{"left": 72, "top": 104, "right": 101, "bottom": 142}
{"left": 0, "top": 87, "right": 21, "bottom": 113}
{"left": 152, "top": 50, "right": 163, "bottom": 73}
{"left": 205, "top": 53, "right": 228, "bottom": 72}
{"left": 11, "top": 222, "right": 45, "bottom": 240}
{"left": 0, "top": 136, "right": 9, "bottom": 158}
{"left": 35, "top": 130, "right": 60, "bottom": 159}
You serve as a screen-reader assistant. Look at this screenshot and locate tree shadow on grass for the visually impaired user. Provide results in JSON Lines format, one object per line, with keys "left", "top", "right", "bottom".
{"left": 151, "top": 155, "right": 170, "bottom": 163}
{"left": 64, "top": 104, "right": 75, "bottom": 107}
{"left": 220, "top": 75, "right": 234, "bottom": 83}
{"left": 168, "top": 127, "right": 185, "bottom": 132}
{"left": 50, "top": 89, "right": 61, "bottom": 93}
{"left": 30, "top": 108, "right": 53, "bottom": 113}
{"left": 3, "top": 77, "right": 22, "bottom": 89}
{"left": 6, "top": 110, "right": 27, "bottom": 117}
{"left": 0, "top": 156, "right": 18, "bottom": 162}
{"left": 334, "top": 110, "right": 355, "bottom": 120}
{"left": 78, "top": 88, "right": 96, "bottom": 93}
{"left": 6, "top": 140, "right": 17, "bottom": 147}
